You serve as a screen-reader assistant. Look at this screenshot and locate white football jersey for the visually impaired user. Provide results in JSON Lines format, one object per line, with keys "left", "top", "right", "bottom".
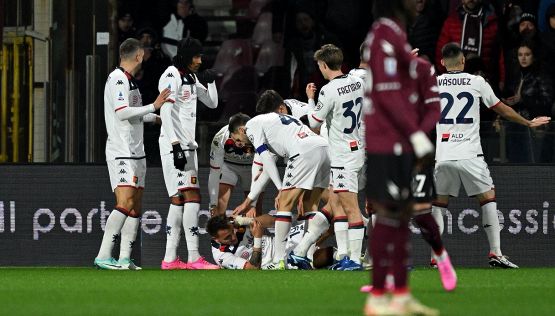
{"left": 246, "top": 112, "right": 327, "bottom": 159}
{"left": 104, "top": 67, "right": 146, "bottom": 161}
{"left": 309, "top": 74, "right": 365, "bottom": 157}
{"left": 348, "top": 68, "right": 368, "bottom": 149}
{"left": 158, "top": 65, "right": 218, "bottom": 154}
{"left": 210, "top": 125, "right": 254, "bottom": 167}
{"left": 284, "top": 99, "right": 311, "bottom": 118}
{"left": 435, "top": 72, "right": 500, "bottom": 161}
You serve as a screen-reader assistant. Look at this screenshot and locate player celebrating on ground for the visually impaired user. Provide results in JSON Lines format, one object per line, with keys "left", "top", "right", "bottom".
{"left": 432, "top": 43, "right": 550, "bottom": 269}
{"left": 307, "top": 44, "right": 366, "bottom": 270}
{"left": 94, "top": 38, "right": 170, "bottom": 270}
{"left": 158, "top": 37, "right": 219, "bottom": 270}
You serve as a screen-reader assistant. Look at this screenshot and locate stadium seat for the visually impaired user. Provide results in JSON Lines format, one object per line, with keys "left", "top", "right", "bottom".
{"left": 212, "top": 39, "right": 254, "bottom": 77}
{"left": 218, "top": 65, "right": 258, "bottom": 101}
{"left": 251, "top": 12, "right": 273, "bottom": 48}
{"left": 254, "top": 40, "right": 284, "bottom": 76}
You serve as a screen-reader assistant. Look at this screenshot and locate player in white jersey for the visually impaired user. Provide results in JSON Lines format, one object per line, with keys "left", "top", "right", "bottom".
{"left": 158, "top": 37, "right": 219, "bottom": 270}
{"left": 209, "top": 113, "right": 265, "bottom": 217}
{"left": 433, "top": 43, "right": 550, "bottom": 268}
{"left": 230, "top": 107, "right": 329, "bottom": 269}
{"left": 307, "top": 44, "right": 365, "bottom": 270}
{"left": 95, "top": 38, "right": 171, "bottom": 270}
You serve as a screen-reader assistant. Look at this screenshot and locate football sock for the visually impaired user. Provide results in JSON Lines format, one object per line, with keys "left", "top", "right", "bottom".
{"left": 163, "top": 204, "right": 183, "bottom": 262}
{"left": 348, "top": 221, "right": 365, "bottom": 264}
{"left": 274, "top": 211, "right": 292, "bottom": 263}
{"left": 431, "top": 205, "right": 445, "bottom": 235}
{"left": 118, "top": 215, "right": 140, "bottom": 260}
{"left": 413, "top": 212, "right": 444, "bottom": 256}
{"left": 370, "top": 219, "right": 392, "bottom": 291}
{"left": 97, "top": 208, "right": 127, "bottom": 259}
{"left": 294, "top": 211, "right": 330, "bottom": 257}
{"left": 391, "top": 220, "right": 410, "bottom": 291}
{"left": 481, "top": 199, "right": 501, "bottom": 256}
{"left": 333, "top": 216, "right": 349, "bottom": 260}
{"left": 183, "top": 202, "right": 201, "bottom": 262}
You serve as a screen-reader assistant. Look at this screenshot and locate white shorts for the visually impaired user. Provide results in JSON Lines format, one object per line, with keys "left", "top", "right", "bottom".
{"left": 434, "top": 157, "right": 494, "bottom": 197}
{"left": 107, "top": 158, "right": 146, "bottom": 191}
{"left": 161, "top": 150, "right": 199, "bottom": 197}
{"left": 220, "top": 162, "right": 252, "bottom": 191}
{"left": 282, "top": 146, "right": 330, "bottom": 191}
{"left": 358, "top": 154, "right": 367, "bottom": 191}
{"left": 330, "top": 151, "right": 364, "bottom": 193}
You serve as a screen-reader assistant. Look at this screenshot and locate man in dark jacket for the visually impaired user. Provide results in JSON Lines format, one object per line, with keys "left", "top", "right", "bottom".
{"left": 161, "top": 0, "right": 208, "bottom": 58}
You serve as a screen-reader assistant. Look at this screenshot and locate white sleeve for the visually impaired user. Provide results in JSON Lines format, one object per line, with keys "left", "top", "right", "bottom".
{"left": 115, "top": 104, "right": 156, "bottom": 121}
{"left": 307, "top": 98, "right": 316, "bottom": 111}
{"left": 111, "top": 77, "right": 156, "bottom": 121}
{"left": 208, "top": 134, "right": 225, "bottom": 207}
{"left": 247, "top": 158, "right": 270, "bottom": 202}
{"left": 196, "top": 80, "right": 218, "bottom": 109}
{"left": 259, "top": 150, "right": 282, "bottom": 191}
{"left": 159, "top": 70, "right": 180, "bottom": 144}
{"left": 477, "top": 77, "right": 501, "bottom": 108}
{"left": 212, "top": 249, "right": 247, "bottom": 270}
{"left": 142, "top": 113, "right": 158, "bottom": 123}
{"left": 308, "top": 88, "right": 332, "bottom": 128}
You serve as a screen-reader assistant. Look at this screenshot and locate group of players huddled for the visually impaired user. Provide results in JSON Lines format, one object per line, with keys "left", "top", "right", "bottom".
{"left": 94, "top": 1, "right": 551, "bottom": 315}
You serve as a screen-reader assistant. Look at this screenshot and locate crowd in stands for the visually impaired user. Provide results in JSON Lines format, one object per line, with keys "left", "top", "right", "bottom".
{"left": 114, "top": 0, "right": 555, "bottom": 162}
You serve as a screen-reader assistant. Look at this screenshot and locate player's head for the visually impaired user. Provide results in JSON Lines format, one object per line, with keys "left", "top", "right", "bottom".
{"left": 372, "top": 0, "right": 418, "bottom": 24}
{"left": 441, "top": 43, "right": 465, "bottom": 70}
{"left": 174, "top": 37, "right": 203, "bottom": 73}
{"left": 256, "top": 90, "right": 288, "bottom": 114}
{"left": 228, "top": 113, "right": 251, "bottom": 148}
{"left": 119, "top": 38, "right": 144, "bottom": 64}
{"left": 206, "top": 216, "right": 238, "bottom": 245}
{"left": 314, "top": 44, "right": 343, "bottom": 79}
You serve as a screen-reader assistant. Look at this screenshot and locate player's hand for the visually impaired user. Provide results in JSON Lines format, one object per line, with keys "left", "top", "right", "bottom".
{"left": 172, "top": 143, "right": 187, "bottom": 171}
{"left": 209, "top": 205, "right": 218, "bottom": 217}
{"left": 274, "top": 191, "right": 281, "bottom": 210}
{"left": 154, "top": 88, "right": 171, "bottom": 110}
{"left": 251, "top": 220, "right": 264, "bottom": 238}
{"left": 197, "top": 69, "right": 218, "bottom": 84}
{"left": 529, "top": 116, "right": 551, "bottom": 128}
{"left": 306, "top": 83, "right": 317, "bottom": 100}
{"left": 232, "top": 201, "right": 249, "bottom": 216}
{"left": 410, "top": 131, "right": 434, "bottom": 158}
{"left": 245, "top": 207, "right": 257, "bottom": 218}
{"left": 411, "top": 48, "right": 420, "bottom": 56}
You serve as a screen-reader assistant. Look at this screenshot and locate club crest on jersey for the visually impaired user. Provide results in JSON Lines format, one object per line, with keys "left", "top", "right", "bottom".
{"left": 132, "top": 176, "right": 138, "bottom": 184}
{"left": 384, "top": 57, "right": 397, "bottom": 76}
{"left": 191, "top": 176, "right": 197, "bottom": 184}
{"left": 181, "top": 89, "right": 191, "bottom": 101}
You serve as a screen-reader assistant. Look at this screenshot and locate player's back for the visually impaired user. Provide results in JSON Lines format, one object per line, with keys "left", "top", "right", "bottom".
{"left": 319, "top": 74, "right": 364, "bottom": 154}
{"left": 246, "top": 113, "right": 326, "bottom": 158}
{"left": 435, "top": 72, "right": 500, "bottom": 161}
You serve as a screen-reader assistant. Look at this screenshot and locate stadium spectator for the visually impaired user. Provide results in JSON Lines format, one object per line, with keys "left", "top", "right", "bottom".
{"left": 435, "top": 0, "right": 505, "bottom": 90}
{"left": 504, "top": 41, "right": 554, "bottom": 162}
{"left": 539, "top": 4, "right": 555, "bottom": 84}
{"left": 94, "top": 38, "right": 170, "bottom": 270}
{"left": 161, "top": 0, "right": 208, "bottom": 58}
{"left": 538, "top": 0, "right": 555, "bottom": 31}
{"left": 408, "top": 0, "right": 443, "bottom": 62}
{"left": 117, "top": 11, "right": 136, "bottom": 46}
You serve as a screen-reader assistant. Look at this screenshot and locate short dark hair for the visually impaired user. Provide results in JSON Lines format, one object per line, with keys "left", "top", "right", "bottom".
{"left": 314, "top": 44, "right": 343, "bottom": 70}
{"left": 256, "top": 90, "right": 284, "bottom": 114}
{"left": 228, "top": 113, "right": 251, "bottom": 134}
{"left": 119, "top": 38, "right": 143, "bottom": 60}
{"left": 206, "top": 215, "right": 231, "bottom": 237}
{"left": 441, "top": 42, "right": 463, "bottom": 59}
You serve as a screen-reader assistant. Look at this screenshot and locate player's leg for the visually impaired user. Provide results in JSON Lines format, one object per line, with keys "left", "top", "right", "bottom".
{"left": 215, "top": 184, "right": 233, "bottom": 216}
{"left": 329, "top": 189, "right": 349, "bottom": 266}
{"left": 274, "top": 187, "right": 305, "bottom": 266}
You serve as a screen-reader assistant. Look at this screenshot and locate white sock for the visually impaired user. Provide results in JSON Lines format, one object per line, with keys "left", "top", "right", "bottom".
{"left": 118, "top": 216, "right": 140, "bottom": 260}
{"left": 97, "top": 210, "right": 127, "bottom": 260}
{"left": 482, "top": 201, "right": 501, "bottom": 256}
{"left": 294, "top": 212, "right": 329, "bottom": 257}
{"left": 348, "top": 223, "right": 365, "bottom": 264}
{"left": 163, "top": 204, "right": 183, "bottom": 262}
{"left": 431, "top": 206, "right": 445, "bottom": 235}
{"left": 274, "top": 211, "right": 292, "bottom": 263}
{"left": 433, "top": 249, "right": 448, "bottom": 262}
{"left": 334, "top": 220, "right": 349, "bottom": 260}
{"left": 183, "top": 202, "right": 201, "bottom": 262}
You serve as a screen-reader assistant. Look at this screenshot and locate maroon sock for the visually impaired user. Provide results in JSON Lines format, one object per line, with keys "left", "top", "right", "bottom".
{"left": 370, "top": 219, "right": 398, "bottom": 292}
{"left": 413, "top": 212, "right": 444, "bottom": 255}
{"left": 392, "top": 220, "right": 410, "bottom": 290}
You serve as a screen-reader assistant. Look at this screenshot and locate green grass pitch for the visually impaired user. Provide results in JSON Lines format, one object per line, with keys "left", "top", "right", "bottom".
{"left": 1, "top": 268, "right": 554, "bottom": 315}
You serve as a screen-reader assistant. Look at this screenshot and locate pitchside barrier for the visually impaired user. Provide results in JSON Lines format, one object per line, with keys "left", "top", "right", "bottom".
{"left": 1, "top": 165, "right": 554, "bottom": 267}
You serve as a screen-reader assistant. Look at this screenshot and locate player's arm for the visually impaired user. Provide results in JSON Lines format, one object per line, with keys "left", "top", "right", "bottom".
{"left": 245, "top": 220, "right": 265, "bottom": 269}
{"left": 142, "top": 113, "right": 159, "bottom": 123}
{"left": 246, "top": 156, "right": 270, "bottom": 204}
{"left": 113, "top": 78, "right": 155, "bottom": 121}
{"left": 307, "top": 88, "right": 332, "bottom": 129}
{"left": 196, "top": 76, "right": 218, "bottom": 109}
{"left": 159, "top": 72, "right": 180, "bottom": 145}
{"left": 417, "top": 65, "right": 441, "bottom": 133}
{"left": 208, "top": 133, "right": 225, "bottom": 210}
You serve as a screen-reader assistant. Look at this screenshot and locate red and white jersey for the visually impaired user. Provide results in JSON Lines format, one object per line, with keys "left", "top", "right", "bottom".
{"left": 348, "top": 67, "right": 369, "bottom": 149}
{"left": 104, "top": 67, "right": 146, "bottom": 161}
{"left": 246, "top": 112, "right": 327, "bottom": 159}
{"left": 309, "top": 74, "right": 365, "bottom": 156}
{"left": 158, "top": 65, "right": 218, "bottom": 154}
{"left": 210, "top": 125, "right": 254, "bottom": 168}
{"left": 435, "top": 72, "right": 500, "bottom": 161}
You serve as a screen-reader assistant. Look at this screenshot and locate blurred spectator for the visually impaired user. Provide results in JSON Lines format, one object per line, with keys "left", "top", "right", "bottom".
{"left": 283, "top": 7, "right": 340, "bottom": 100}
{"left": 135, "top": 27, "right": 171, "bottom": 104}
{"left": 117, "top": 11, "right": 136, "bottom": 45}
{"left": 408, "top": 0, "right": 443, "bottom": 62}
{"left": 538, "top": 0, "right": 555, "bottom": 31}
{"left": 435, "top": 0, "right": 505, "bottom": 90}
{"left": 539, "top": 4, "right": 555, "bottom": 84}
{"left": 271, "top": 0, "right": 326, "bottom": 46}
{"left": 161, "top": 0, "right": 208, "bottom": 58}
{"left": 503, "top": 41, "right": 554, "bottom": 162}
